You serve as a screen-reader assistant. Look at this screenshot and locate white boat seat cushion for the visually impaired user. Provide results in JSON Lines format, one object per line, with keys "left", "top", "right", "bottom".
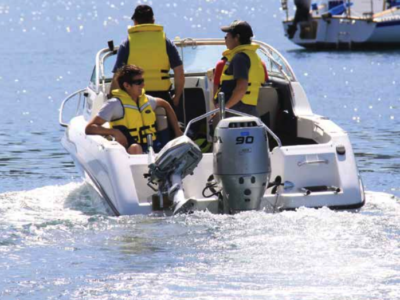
{"left": 257, "top": 87, "right": 279, "bottom": 131}
{"left": 155, "top": 107, "right": 168, "bottom": 132}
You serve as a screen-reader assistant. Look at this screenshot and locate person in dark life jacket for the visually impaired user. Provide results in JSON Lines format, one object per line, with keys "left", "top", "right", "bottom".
{"left": 214, "top": 20, "right": 266, "bottom": 117}
{"left": 110, "top": 4, "right": 185, "bottom": 108}
{"left": 86, "top": 65, "right": 183, "bottom": 155}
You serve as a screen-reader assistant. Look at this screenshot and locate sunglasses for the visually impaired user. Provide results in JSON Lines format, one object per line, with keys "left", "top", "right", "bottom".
{"left": 129, "top": 78, "right": 145, "bottom": 86}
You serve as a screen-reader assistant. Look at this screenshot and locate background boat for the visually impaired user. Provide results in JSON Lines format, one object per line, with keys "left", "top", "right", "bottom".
{"left": 282, "top": 0, "right": 400, "bottom": 48}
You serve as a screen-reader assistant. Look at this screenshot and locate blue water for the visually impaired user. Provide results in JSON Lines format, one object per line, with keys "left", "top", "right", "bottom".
{"left": 1, "top": 0, "right": 399, "bottom": 299}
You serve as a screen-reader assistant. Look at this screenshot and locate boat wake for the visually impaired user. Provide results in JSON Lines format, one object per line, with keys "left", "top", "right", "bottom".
{"left": 0, "top": 185, "right": 399, "bottom": 300}
{"left": 0, "top": 184, "right": 398, "bottom": 223}
{"left": 0, "top": 184, "right": 397, "bottom": 250}
{"left": 0, "top": 182, "right": 111, "bottom": 231}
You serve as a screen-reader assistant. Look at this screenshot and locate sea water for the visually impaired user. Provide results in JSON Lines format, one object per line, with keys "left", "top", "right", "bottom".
{"left": 0, "top": 0, "right": 399, "bottom": 299}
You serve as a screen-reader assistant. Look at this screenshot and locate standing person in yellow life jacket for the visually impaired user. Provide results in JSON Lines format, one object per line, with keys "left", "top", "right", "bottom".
{"left": 214, "top": 20, "right": 266, "bottom": 117}
{"left": 110, "top": 4, "right": 185, "bottom": 109}
{"left": 86, "top": 65, "right": 183, "bottom": 155}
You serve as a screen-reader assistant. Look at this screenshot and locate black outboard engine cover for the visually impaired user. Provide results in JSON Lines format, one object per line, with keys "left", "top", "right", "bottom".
{"left": 213, "top": 117, "right": 271, "bottom": 213}
{"left": 288, "top": 0, "right": 312, "bottom": 38}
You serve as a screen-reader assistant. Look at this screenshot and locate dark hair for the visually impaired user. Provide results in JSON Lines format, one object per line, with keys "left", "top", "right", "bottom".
{"left": 232, "top": 32, "right": 252, "bottom": 45}
{"left": 132, "top": 5, "right": 154, "bottom": 24}
{"left": 116, "top": 65, "right": 144, "bottom": 91}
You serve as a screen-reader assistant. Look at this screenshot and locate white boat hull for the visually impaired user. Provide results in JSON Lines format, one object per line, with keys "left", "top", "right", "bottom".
{"left": 283, "top": 16, "right": 400, "bottom": 48}
{"left": 62, "top": 114, "right": 365, "bottom": 215}
{"left": 60, "top": 38, "right": 365, "bottom": 216}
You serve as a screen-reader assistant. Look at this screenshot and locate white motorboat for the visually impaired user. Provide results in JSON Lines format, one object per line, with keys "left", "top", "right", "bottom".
{"left": 282, "top": 0, "right": 400, "bottom": 49}
{"left": 59, "top": 38, "right": 365, "bottom": 216}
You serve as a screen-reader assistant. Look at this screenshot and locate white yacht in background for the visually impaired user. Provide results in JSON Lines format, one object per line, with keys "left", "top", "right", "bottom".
{"left": 59, "top": 38, "right": 365, "bottom": 216}
{"left": 282, "top": 0, "right": 400, "bottom": 49}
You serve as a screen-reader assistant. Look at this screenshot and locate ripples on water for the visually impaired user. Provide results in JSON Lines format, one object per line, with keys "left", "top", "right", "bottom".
{"left": 0, "top": 0, "right": 399, "bottom": 298}
{"left": 0, "top": 183, "right": 399, "bottom": 299}
{"left": 0, "top": 0, "right": 399, "bottom": 196}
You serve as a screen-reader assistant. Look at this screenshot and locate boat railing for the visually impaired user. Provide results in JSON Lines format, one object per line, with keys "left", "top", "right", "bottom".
{"left": 255, "top": 40, "right": 297, "bottom": 82}
{"left": 59, "top": 89, "right": 87, "bottom": 127}
{"left": 173, "top": 38, "right": 296, "bottom": 82}
{"left": 183, "top": 107, "right": 282, "bottom": 148}
{"left": 93, "top": 39, "right": 296, "bottom": 94}
{"left": 99, "top": 51, "right": 117, "bottom": 95}
{"left": 95, "top": 48, "right": 114, "bottom": 94}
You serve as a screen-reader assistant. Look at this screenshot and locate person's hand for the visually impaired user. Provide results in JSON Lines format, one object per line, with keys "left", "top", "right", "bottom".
{"left": 111, "top": 129, "right": 128, "bottom": 148}
{"left": 171, "top": 94, "right": 180, "bottom": 107}
{"left": 209, "top": 112, "right": 218, "bottom": 121}
{"left": 214, "top": 102, "right": 220, "bottom": 109}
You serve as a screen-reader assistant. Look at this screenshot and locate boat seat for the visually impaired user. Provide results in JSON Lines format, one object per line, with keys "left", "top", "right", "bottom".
{"left": 257, "top": 86, "right": 279, "bottom": 132}
{"left": 177, "top": 87, "right": 207, "bottom": 138}
{"left": 155, "top": 107, "right": 168, "bottom": 132}
{"left": 155, "top": 106, "right": 170, "bottom": 148}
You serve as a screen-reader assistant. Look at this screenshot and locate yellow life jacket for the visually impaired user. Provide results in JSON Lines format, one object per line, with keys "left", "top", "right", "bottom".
{"left": 110, "top": 89, "right": 157, "bottom": 144}
{"left": 216, "top": 44, "right": 265, "bottom": 106}
{"left": 127, "top": 24, "right": 171, "bottom": 92}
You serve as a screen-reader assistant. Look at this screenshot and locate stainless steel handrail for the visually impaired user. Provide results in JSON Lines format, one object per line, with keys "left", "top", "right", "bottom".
{"left": 183, "top": 109, "right": 218, "bottom": 136}
{"left": 183, "top": 108, "right": 282, "bottom": 148}
{"left": 59, "top": 89, "right": 87, "bottom": 127}
{"left": 297, "top": 159, "right": 329, "bottom": 167}
{"left": 224, "top": 109, "right": 282, "bottom": 148}
{"left": 94, "top": 39, "right": 296, "bottom": 89}
{"left": 173, "top": 38, "right": 296, "bottom": 81}
{"left": 95, "top": 48, "right": 111, "bottom": 93}
{"left": 99, "top": 51, "right": 116, "bottom": 95}
{"left": 254, "top": 40, "right": 297, "bottom": 81}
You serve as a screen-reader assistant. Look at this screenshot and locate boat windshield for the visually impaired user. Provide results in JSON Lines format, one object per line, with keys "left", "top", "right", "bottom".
{"left": 174, "top": 40, "right": 295, "bottom": 81}
{"left": 98, "top": 39, "right": 295, "bottom": 88}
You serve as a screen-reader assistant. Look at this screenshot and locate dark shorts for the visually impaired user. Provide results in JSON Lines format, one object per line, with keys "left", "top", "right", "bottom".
{"left": 113, "top": 126, "right": 164, "bottom": 153}
{"left": 141, "top": 140, "right": 163, "bottom": 153}
{"left": 229, "top": 102, "right": 259, "bottom": 117}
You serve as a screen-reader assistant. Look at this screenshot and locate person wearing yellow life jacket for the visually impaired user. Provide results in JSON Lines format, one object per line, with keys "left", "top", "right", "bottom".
{"left": 215, "top": 20, "right": 266, "bottom": 117}
{"left": 86, "top": 65, "right": 183, "bottom": 155}
{"left": 110, "top": 5, "right": 185, "bottom": 109}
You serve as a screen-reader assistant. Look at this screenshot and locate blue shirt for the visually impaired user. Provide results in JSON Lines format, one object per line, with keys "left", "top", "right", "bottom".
{"left": 112, "top": 38, "right": 183, "bottom": 73}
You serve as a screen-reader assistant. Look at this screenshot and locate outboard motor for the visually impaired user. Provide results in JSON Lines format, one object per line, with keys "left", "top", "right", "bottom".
{"left": 213, "top": 116, "right": 271, "bottom": 213}
{"left": 147, "top": 136, "right": 202, "bottom": 213}
{"left": 294, "top": 0, "right": 312, "bottom": 21}
{"left": 288, "top": 0, "right": 312, "bottom": 38}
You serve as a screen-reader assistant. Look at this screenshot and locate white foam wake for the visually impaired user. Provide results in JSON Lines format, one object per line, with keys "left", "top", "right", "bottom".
{"left": 0, "top": 182, "right": 111, "bottom": 228}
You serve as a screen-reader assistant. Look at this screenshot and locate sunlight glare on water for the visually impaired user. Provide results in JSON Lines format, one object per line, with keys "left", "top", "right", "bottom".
{"left": 1, "top": 184, "right": 399, "bottom": 299}
{"left": 0, "top": 0, "right": 399, "bottom": 299}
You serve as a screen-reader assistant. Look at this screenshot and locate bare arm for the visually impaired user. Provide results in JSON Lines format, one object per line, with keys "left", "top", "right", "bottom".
{"left": 171, "top": 65, "right": 185, "bottom": 107}
{"left": 155, "top": 98, "right": 183, "bottom": 137}
{"left": 226, "top": 78, "right": 248, "bottom": 109}
{"left": 85, "top": 116, "right": 128, "bottom": 147}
